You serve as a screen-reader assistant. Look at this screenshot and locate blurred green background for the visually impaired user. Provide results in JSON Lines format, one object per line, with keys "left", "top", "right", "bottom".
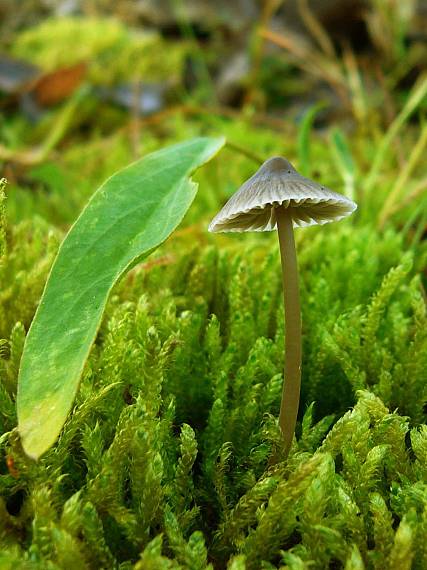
{"left": 1, "top": 0, "right": 426, "bottom": 233}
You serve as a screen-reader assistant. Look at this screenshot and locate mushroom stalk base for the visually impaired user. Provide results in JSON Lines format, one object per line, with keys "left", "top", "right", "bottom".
{"left": 276, "top": 206, "right": 302, "bottom": 457}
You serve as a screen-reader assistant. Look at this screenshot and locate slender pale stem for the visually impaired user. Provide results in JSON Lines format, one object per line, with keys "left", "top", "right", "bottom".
{"left": 276, "top": 206, "right": 302, "bottom": 456}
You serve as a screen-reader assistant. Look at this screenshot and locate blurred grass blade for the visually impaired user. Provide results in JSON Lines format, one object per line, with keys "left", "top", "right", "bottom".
{"left": 342, "top": 46, "right": 367, "bottom": 123}
{"left": 297, "top": 0, "right": 335, "bottom": 58}
{"left": 330, "top": 128, "right": 356, "bottom": 201}
{"left": 364, "top": 75, "right": 427, "bottom": 192}
{"left": 0, "top": 87, "right": 86, "bottom": 166}
{"left": 386, "top": 177, "right": 427, "bottom": 219}
{"left": 407, "top": 197, "right": 427, "bottom": 249}
{"left": 297, "top": 102, "right": 326, "bottom": 176}
{"left": 17, "top": 136, "right": 225, "bottom": 460}
{"left": 378, "top": 121, "right": 427, "bottom": 229}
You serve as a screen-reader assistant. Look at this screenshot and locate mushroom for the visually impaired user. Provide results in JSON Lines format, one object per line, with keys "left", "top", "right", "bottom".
{"left": 209, "top": 157, "right": 357, "bottom": 456}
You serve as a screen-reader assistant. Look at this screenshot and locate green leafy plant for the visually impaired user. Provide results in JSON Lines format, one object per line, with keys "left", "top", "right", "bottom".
{"left": 16, "top": 137, "right": 225, "bottom": 460}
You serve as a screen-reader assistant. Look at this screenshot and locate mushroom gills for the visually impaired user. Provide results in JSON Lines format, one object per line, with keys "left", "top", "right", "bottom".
{"left": 210, "top": 198, "right": 355, "bottom": 232}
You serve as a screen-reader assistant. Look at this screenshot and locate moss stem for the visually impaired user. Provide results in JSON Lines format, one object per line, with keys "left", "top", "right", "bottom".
{"left": 276, "top": 206, "right": 302, "bottom": 456}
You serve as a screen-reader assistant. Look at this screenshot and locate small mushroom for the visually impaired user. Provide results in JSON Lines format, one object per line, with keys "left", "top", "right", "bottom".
{"left": 209, "top": 157, "right": 357, "bottom": 456}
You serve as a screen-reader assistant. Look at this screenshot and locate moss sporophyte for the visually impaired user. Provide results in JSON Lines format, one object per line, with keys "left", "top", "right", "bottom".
{"left": 209, "top": 157, "right": 357, "bottom": 456}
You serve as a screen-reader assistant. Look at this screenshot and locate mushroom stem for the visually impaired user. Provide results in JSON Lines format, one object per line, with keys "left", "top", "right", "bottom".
{"left": 276, "top": 206, "right": 302, "bottom": 456}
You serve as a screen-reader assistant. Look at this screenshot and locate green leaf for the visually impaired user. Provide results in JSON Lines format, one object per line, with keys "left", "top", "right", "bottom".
{"left": 17, "top": 136, "right": 225, "bottom": 460}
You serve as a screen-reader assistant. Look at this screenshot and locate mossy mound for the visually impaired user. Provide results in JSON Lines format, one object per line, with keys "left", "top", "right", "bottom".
{"left": 1, "top": 189, "right": 426, "bottom": 567}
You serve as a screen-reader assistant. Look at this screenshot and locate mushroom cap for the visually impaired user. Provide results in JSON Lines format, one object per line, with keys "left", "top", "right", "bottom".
{"left": 209, "top": 156, "right": 357, "bottom": 232}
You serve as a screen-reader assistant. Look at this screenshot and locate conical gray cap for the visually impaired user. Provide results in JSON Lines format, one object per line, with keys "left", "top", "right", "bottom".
{"left": 209, "top": 157, "right": 357, "bottom": 232}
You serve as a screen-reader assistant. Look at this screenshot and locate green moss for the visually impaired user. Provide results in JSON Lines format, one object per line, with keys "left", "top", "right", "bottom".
{"left": 12, "top": 17, "right": 188, "bottom": 85}
{"left": 1, "top": 180, "right": 426, "bottom": 566}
